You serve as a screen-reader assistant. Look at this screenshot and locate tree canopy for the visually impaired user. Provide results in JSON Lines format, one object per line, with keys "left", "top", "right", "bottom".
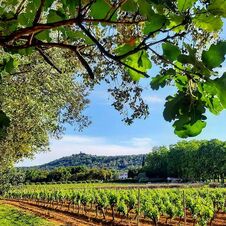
{"left": 143, "top": 139, "right": 226, "bottom": 182}
{"left": 0, "top": 0, "right": 226, "bottom": 165}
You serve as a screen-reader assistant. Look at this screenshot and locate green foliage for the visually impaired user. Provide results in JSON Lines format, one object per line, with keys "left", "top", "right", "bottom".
{"left": 23, "top": 165, "right": 116, "bottom": 183}
{"left": 208, "top": 0, "right": 226, "bottom": 17}
{"left": 0, "top": 168, "right": 25, "bottom": 195}
{"left": 35, "top": 152, "right": 145, "bottom": 171}
{"left": 0, "top": 51, "right": 90, "bottom": 168}
{"left": 143, "top": 14, "right": 167, "bottom": 34}
{"left": 47, "top": 9, "right": 66, "bottom": 23}
{"left": 0, "top": 111, "right": 10, "bottom": 139}
{"left": 163, "top": 92, "right": 207, "bottom": 138}
{"left": 125, "top": 50, "right": 152, "bottom": 81}
{"left": 5, "top": 185, "right": 226, "bottom": 226}
{"left": 90, "top": 0, "right": 112, "bottom": 19}
{"left": 193, "top": 14, "right": 223, "bottom": 32}
{"left": 144, "top": 139, "right": 226, "bottom": 182}
{"left": 162, "top": 43, "right": 181, "bottom": 62}
{"left": 202, "top": 41, "right": 226, "bottom": 69}
{"left": 177, "top": 0, "right": 196, "bottom": 12}
{"left": 0, "top": 0, "right": 226, "bottom": 167}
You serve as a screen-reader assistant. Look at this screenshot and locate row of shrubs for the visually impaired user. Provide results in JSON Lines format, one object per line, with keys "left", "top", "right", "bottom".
{"left": 24, "top": 180, "right": 104, "bottom": 185}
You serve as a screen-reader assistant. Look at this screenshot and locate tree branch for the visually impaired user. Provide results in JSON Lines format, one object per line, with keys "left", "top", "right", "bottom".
{"left": 148, "top": 47, "right": 194, "bottom": 80}
{"left": 3, "top": 17, "right": 145, "bottom": 43}
{"left": 36, "top": 47, "right": 62, "bottom": 73}
{"left": 33, "top": 0, "right": 45, "bottom": 25}
{"left": 79, "top": 23, "right": 149, "bottom": 78}
{"left": 74, "top": 49, "right": 94, "bottom": 79}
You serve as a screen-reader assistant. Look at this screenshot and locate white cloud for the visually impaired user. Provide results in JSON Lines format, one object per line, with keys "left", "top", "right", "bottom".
{"left": 16, "top": 135, "right": 154, "bottom": 167}
{"left": 130, "top": 137, "right": 153, "bottom": 147}
{"left": 90, "top": 89, "right": 112, "bottom": 105}
{"left": 144, "top": 95, "right": 164, "bottom": 104}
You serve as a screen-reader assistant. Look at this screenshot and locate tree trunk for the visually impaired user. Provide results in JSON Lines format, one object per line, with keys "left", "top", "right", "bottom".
{"left": 101, "top": 208, "right": 106, "bottom": 219}
{"left": 111, "top": 206, "right": 115, "bottom": 221}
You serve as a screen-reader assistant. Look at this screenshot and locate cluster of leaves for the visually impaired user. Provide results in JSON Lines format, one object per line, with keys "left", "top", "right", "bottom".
{"left": 0, "top": 0, "right": 226, "bottom": 165}
{"left": 0, "top": 168, "right": 25, "bottom": 195}
{"left": 0, "top": 49, "right": 90, "bottom": 168}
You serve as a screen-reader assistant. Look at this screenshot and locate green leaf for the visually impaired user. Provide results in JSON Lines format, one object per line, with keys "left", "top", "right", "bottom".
{"left": 174, "top": 118, "right": 206, "bottom": 138}
{"left": 125, "top": 50, "right": 152, "bottom": 81}
{"left": 177, "top": 0, "right": 196, "bottom": 12}
{"left": 177, "top": 45, "right": 212, "bottom": 76}
{"left": 47, "top": 10, "right": 66, "bottom": 23}
{"left": 208, "top": 0, "right": 226, "bottom": 17}
{"left": 62, "top": 0, "right": 79, "bottom": 15}
{"left": 18, "top": 13, "right": 30, "bottom": 26}
{"left": 167, "top": 15, "right": 185, "bottom": 33}
{"left": 44, "top": 0, "right": 54, "bottom": 10}
{"left": 137, "top": 0, "right": 155, "bottom": 20}
{"left": 214, "top": 73, "right": 226, "bottom": 108}
{"left": 198, "top": 81, "right": 224, "bottom": 114}
{"left": 151, "top": 68, "right": 175, "bottom": 90}
{"left": 115, "top": 44, "right": 135, "bottom": 55}
{"left": 4, "top": 57, "right": 18, "bottom": 73}
{"left": 17, "top": 47, "right": 34, "bottom": 56}
{"left": 35, "top": 30, "right": 51, "bottom": 42}
{"left": 202, "top": 41, "right": 226, "bottom": 69}
{"left": 162, "top": 43, "right": 181, "bottom": 62}
{"left": 174, "top": 73, "right": 188, "bottom": 91}
{"left": 143, "top": 14, "right": 167, "bottom": 35}
{"left": 72, "top": 31, "right": 94, "bottom": 44}
{"left": 164, "top": 92, "right": 206, "bottom": 137}
{"left": 18, "top": 11, "right": 36, "bottom": 26}
{"left": 163, "top": 94, "right": 183, "bottom": 122}
{"left": 121, "top": 0, "right": 138, "bottom": 12}
{"left": 177, "top": 54, "right": 193, "bottom": 64}
{"left": 18, "top": 0, "right": 39, "bottom": 26}
{"left": 90, "top": 0, "right": 112, "bottom": 19}
{"left": 149, "top": 0, "right": 177, "bottom": 12}
{"left": 193, "top": 14, "right": 223, "bottom": 32}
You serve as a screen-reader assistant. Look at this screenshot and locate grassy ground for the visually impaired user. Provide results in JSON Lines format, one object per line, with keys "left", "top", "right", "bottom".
{"left": 0, "top": 203, "right": 54, "bottom": 226}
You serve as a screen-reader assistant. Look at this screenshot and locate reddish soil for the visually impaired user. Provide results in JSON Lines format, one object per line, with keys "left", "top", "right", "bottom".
{"left": 2, "top": 199, "right": 226, "bottom": 226}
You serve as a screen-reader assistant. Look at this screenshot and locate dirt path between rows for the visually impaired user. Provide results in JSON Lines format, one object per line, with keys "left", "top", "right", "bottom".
{"left": 1, "top": 200, "right": 101, "bottom": 226}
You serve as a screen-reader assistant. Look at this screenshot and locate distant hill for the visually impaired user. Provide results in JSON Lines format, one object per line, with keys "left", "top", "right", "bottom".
{"left": 34, "top": 152, "right": 146, "bottom": 170}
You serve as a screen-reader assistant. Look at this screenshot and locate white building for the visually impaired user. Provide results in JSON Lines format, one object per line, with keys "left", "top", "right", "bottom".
{"left": 118, "top": 172, "right": 128, "bottom": 180}
{"left": 167, "top": 177, "right": 182, "bottom": 183}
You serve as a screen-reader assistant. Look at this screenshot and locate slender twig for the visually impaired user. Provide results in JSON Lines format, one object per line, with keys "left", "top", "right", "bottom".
{"left": 74, "top": 48, "right": 94, "bottom": 79}
{"left": 148, "top": 47, "right": 195, "bottom": 80}
{"left": 36, "top": 47, "right": 62, "bottom": 73}
{"left": 79, "top": 23, "right": 149, "bottom": 77}
{"left": 33, "top": 0, "right": 45, "bottom": 25}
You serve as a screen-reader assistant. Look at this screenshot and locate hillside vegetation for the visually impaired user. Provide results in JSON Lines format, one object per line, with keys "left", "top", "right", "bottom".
{"left": 34, "top": 152, "right": 146, "bottom": 170}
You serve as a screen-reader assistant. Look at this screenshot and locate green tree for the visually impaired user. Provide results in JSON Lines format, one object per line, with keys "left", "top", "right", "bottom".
{"left": 144, "top": 146, "right": 169, "bottom": 178}
{"left": 0, "top": 168, "right": 25, "bottom": 194}
{"left": 47, "top": 167, "right": 71, "bottom": 182}
{"left": 0, "top": 0, "right": 226, "bottom": 165}
{"left": 0, "top": 51, "right": 89, "bottom": 168}
{"left": 168, "top": 140, "right": 203, "bottom": 180}
{"left": 196, "top": 139, "right": 226, "bottom": 182}
{"left": 25, "top": 169, "right": 49, "bottom": 182}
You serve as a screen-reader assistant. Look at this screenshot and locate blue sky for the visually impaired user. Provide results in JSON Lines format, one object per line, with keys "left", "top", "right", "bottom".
{"left": 17, "top": 23, "right": 226, "bottom": 167}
